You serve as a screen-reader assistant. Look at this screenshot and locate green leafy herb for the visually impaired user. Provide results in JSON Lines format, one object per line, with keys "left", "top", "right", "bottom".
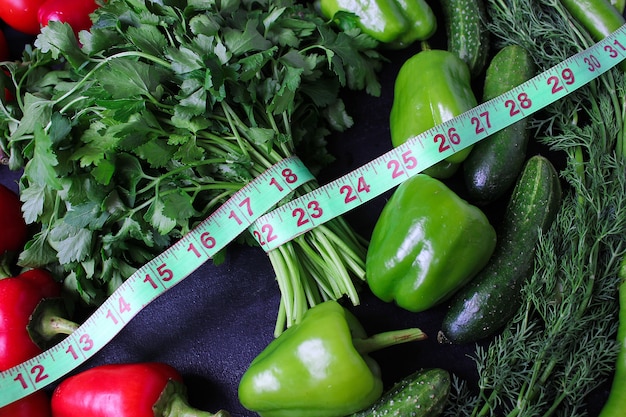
{"left": 443, "top": 0, "right": 626, "bottom": 415}
{"left": 0, "top": 0, "right": 385, "bottom": 334}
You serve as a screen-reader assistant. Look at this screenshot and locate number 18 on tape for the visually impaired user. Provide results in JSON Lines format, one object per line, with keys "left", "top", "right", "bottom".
{"left": 249, "top": 25, "right": 626, "bottom": 251}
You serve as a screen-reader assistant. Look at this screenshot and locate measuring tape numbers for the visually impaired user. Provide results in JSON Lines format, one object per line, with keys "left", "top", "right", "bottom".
{"left": 0, "top": 156, "right": 314, "bottom": 407}
{"left": 249, "top": 24, "right": 626, "bottom": 251}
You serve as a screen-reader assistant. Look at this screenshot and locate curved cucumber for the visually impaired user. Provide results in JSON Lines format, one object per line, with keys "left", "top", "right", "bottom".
{"left": 438, "top": 155, "right": 562, "bottom": 344}
{"left": 438, "top": 0, "right": 490, "bottom": 78}
{"left": 350, "top": 368, "right": 450, "bottom": 417}
{"left": 463, "top": 44, "right": 537, "bottom": 205}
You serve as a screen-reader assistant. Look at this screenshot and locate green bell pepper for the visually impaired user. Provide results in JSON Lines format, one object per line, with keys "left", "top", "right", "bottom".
{"left": 389, "top": 49, "right": 478, "bottom": 178}
{"left": 319, "top": 0, "right": 437, "bottom": 48}
{"left": 237, "top": 300, "right": 427, "bottom": 417}
{"left": 365, "top": 174, "right": 496, "bottom": 312}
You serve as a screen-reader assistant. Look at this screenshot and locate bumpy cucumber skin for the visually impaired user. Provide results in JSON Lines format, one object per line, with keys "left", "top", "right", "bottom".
{"left": 462, "top": 44, "right": 537, "bottom": 205}
{"left": 439, "top": 155, "right": 562, "bottom": 345}
{"left": 350, "top": 368, "right": 450, "bottom": 417}
{"left": 439, "top": 0, "right": 490, "bottom": 78}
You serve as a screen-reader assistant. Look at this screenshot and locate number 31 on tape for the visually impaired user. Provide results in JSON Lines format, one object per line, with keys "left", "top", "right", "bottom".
{"left": 249, "top": 24, "right": 626, "bottom": 252}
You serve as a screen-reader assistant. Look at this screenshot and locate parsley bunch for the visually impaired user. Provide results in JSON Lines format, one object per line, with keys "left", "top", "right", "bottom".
{"left": 0, "top": 0, "right": 384, "bottom": 334}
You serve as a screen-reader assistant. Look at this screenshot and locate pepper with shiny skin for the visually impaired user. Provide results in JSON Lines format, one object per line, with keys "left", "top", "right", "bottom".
{"left": 365, "top": 174, "right": 497, "bottom": 312}
{"left": 0, "top": 269, "right": 66, "bottom": 416}
{"left": 238, "top": 300, "right": 427, "bottom": 417}
{"left": 389, "top": 48, "right": 478, "bottom": 178}
{"left": 0, "top": 268, "right": 73, "bottom": 369}
{"left": 319, "top": 0, "right": 437, "bottom": 48}
{"left": 51, "top": 362, "right": 232, "bottom": 417}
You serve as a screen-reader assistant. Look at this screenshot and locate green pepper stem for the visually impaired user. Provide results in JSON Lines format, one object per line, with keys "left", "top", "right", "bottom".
{"left": 0, "top": 257, "right": 12, "bottom": 279}
{"left": 352, "top": 328, "right": 427, "bottom": 355}
{"left": 158, "top": 380, "right": 232, "bottom": 417}
{"left": 167, "top": 394, "right": 231, "bottom": 417}
{"left": 27, "top": 298, "right": 79, "bottom": 349}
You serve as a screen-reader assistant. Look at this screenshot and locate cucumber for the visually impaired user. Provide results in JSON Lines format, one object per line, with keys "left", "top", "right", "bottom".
{"left": 462, "top": 44, "right": 537, "bottom": 205}
{"left": 350, "top": 368, "right": 450, "bottom": 417}
{"left": 438, "top": 155, "right": 562, "bottom": 345}
{"left": 438, "top": 0, "right": 490, "bottom": 78}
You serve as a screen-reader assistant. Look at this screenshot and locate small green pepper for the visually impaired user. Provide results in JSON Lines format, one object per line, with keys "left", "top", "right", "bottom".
{"left": 561, "top": 0, "right": 625, "bottom": 42}
{"left": 319, "top": 0, "right": 437, "bottom": 48}
{"left": 560, "top": 0, "right": 626, "bottom": 72}
{"left": 389, "top": 49, "right": 478, "bottom": 178}
{"left": 365, "top": 174, "right": 497, "bottom": 312}
{"left": 237, "top": 300, "right": 427, "bottom": 417}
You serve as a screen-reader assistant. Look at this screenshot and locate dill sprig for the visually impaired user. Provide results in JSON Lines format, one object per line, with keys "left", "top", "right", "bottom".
{"left": 444, "top": 0, "right": 626, "bottom": 415}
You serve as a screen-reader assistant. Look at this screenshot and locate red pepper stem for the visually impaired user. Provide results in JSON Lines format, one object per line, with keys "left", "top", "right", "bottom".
{"left": 0, "top": 256, "right": 12, "bottom": 278}
{"left": 0, "top": 148, "right": 8, "bottom": 165}
{"left": 156, "top": 380, "right": 232, "bottom": 417}
{"left": 27, "top": 298, "right": 79, "bottom": 348}
{"left": 352, "top": 328, "right": 427, "bottom": 355}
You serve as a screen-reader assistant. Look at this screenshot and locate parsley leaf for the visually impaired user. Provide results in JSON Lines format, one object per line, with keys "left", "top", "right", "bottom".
{"left": 3, "top": 0, "right": 384, "bottom": 331}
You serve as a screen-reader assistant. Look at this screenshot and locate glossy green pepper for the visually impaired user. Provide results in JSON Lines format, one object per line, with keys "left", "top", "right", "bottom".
{"left": 365, "top": 174, "right": 496, "bottom": 312}
{"left": 389, "top": 49, "right": 478, "bottom": 178}
{"left": 319, "top": 0, "right": 437, "bottom": 48}
{"left": 237, "top": 300, "right": 427, "bottom": 417}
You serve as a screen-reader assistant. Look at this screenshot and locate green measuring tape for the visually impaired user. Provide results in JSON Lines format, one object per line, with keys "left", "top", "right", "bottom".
{"left": 249, "top": 25, "right": 626, "bottom": 251}
{"left": 0, "top": 155, "right": 315, "bottom": 406}
{"left": 2, "top": 23, "right": 626, "bottom": 408}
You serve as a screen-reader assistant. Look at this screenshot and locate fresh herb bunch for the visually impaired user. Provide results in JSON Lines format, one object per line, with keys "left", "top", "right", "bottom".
{"left": 444, "top": 0, "right": 626, "bottom": 415}
{"left": 0, "top": 0, "right": 384, "bottom": 334}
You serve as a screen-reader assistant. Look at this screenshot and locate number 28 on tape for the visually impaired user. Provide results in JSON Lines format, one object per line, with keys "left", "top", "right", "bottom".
{"left": 249, "top": 24, "right": 626, "bottom": 252}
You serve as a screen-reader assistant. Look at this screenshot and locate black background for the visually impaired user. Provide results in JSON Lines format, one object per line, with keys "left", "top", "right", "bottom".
{"left": 0, "top": 13, "right": 610, "bottom": 417}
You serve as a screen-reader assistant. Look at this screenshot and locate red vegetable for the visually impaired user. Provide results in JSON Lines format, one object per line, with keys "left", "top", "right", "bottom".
{"left": 51, "top": 362, "right": 232, "bottom": 417}
{"left": 0, "top": 269, "right": 64, "bottom": 416}
{"left": 0, "top": 31, "right": 9, "bottom": 61}
{"left": 0, "top": 268, "right": 77, "bottom": 369}
{"left": 0, "top": 184, "right": 28, "bottom": 257}
{"left": 0, "top": 392, "right": 51, "bottom": 417}
{"left": 0, "top": 0, "right": 48, "bottom": 35}
{"left": 37, "top": 0, "right": 99, "bottom": 34}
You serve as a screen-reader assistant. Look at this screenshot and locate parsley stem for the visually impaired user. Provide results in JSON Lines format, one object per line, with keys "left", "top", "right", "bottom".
{"left": 200, "top": 190, "right": 236, "bottom": 215}
{"left": 220, "top": 101, "right": 250, "bottom": 158}
{"left": 135, "top": 158, "right": 231, "bottom": 195}
{"left": 54, "top": 51, "right": 171, "bottom": 108}
{"left": 268, "top": 247, "right": 295, "bottom": 328}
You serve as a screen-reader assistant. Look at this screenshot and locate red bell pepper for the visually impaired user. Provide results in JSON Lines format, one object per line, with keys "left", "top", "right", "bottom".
{"left": 0, "top": 269, "right": 69, "bottom": 416}
{"left": 0, "top": 184, "right": 28, "bottom": 257}
{"left": 51, "top": 362, "right": 232, "bottom": 417}
{"left": 0, "top": 268, "right": 77, "bottom": 369}
{"left": 0, "top": 392, "right": 52, "bottom": 417}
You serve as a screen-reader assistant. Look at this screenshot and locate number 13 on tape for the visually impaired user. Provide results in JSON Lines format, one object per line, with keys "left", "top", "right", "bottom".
{"left": 0, "top": 156, "right": 314, "bottom": 407}
{"left": 249, "top": 24, "right": 626, "bottom": 252}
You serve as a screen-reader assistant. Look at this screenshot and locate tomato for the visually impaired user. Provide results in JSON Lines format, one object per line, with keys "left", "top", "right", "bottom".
{"left": 37, "top": 0, "right": 99, "bottom": 35}
{"left": 0, "top": 0, "right": 48, "bottom": 35}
